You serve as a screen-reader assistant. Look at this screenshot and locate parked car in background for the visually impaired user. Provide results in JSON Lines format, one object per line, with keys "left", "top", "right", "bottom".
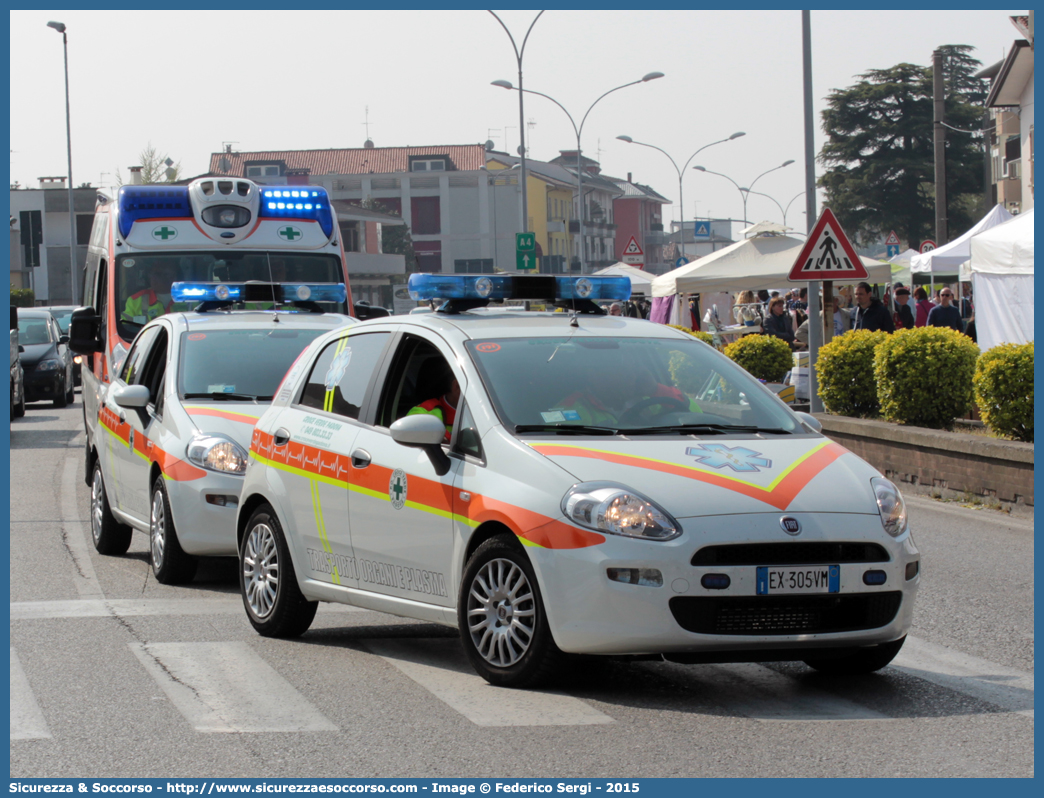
{"left": 46, "top": 305, "right": 83, "bottom": 386}
{"left": 10, "top": 306, "right": 25, "bottom": 421}
{"left": 17, "top": 309, "right": 75, "bottom": 408}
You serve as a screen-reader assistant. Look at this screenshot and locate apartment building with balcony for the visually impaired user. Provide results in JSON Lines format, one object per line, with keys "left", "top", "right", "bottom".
{"left": 548, "top": 152, "right": 624, "bottom": 272}
{"left": 609, "top": 174, "right": 670, "bottom": 275}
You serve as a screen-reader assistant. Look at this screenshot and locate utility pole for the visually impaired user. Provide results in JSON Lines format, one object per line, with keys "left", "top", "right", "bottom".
{"left": 933, "top": 48, "right": 948, "bottom": 247}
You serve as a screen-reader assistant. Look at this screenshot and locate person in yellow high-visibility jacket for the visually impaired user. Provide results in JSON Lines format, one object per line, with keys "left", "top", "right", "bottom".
{"left": 123, "top": 261, "right": 179, "bottom": 323}
{"left": 406, "top": 358, "right": 460, "bottom": 442}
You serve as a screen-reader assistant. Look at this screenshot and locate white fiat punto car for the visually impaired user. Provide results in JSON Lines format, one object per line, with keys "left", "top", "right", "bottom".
{"left": 85, "top": 282, "right": 352, "bottom": 584}
{"left": 235, "top": 274, "right": 920, "bottom": 687}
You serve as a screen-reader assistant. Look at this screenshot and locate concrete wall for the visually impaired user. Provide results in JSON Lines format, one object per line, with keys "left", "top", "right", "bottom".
{"left": 814, "top": 414, "right": 1033, "bottom": 511}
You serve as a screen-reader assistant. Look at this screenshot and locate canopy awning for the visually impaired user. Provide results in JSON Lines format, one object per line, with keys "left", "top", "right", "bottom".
{"left": 910, "top": 205, "right": 1013, "bottom": 273}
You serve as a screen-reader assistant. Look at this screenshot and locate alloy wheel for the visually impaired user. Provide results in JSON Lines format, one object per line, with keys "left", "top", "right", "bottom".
{"left": 243, "top": 523, "right": 279, "bottom": 620}
{"left": 91, "top": 470, "right": 105, "bottom": 546}
{"left": 150, "top": 491, "right": 166, "bottom": 570}
{"left": 466, "top": 558, "right": 536, "bottom": 667}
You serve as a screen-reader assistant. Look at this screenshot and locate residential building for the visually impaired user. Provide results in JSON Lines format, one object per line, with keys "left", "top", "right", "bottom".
{"left": 329, "top": 201, "right": 406, "bottom": 308}
{"left": 9, "top": 177, "right": 96, "bottom": 303}
{"left": 608, "top": 173, "right": 670, "bottom": 274}
{"left": 548, "top": 152, "right": 624, "bottom": 272}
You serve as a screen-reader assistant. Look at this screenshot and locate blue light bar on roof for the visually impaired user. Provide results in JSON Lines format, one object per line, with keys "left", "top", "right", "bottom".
{"left": 258, "top": 187, "right": 335, "bottom": 238}
{"left": 407, "top": 273, "right": 631, "bottom": 302}
{"left": 171, "top": 282, "right": 347, "bottom": 304}
{"left": 117, "top": 186, "right": 193, "bottom": 239}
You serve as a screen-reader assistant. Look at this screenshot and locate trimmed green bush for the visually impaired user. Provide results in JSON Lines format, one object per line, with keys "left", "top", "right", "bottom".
{"left": 874, "top": 326, "right": 979, "bottom": 429}
{"left": 9, "top": 287, "right": 34, "bottom": 308}
{"left": 668, "top": 324, "right": 714, "bottom": 346}
{"left": 973, "top": 342, "right": 1033, "bottom": 442}
{"left": 723, "top": 334, "right": 792, "bottom": 382}
{"left": 817, "top": 329, "right": 888, "bottom": 417}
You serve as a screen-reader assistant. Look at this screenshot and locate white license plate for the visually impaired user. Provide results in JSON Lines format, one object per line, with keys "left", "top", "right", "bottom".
{"left": 756, "top": 565, "right": 840, "bottom": 595}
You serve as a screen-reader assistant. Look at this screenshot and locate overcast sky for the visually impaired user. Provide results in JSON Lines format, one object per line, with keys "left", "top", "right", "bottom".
{"left": 9, "top": 9, "right": 1025, "bottom": 237}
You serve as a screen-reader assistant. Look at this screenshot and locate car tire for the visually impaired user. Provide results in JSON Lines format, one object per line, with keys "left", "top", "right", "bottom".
{"left": 90, "top": 462, "right": 133, "bottom": 555}
{"left": 54, "top": 376, "right": 68, "bottom": 408}
{"left": 150, "top": 477, "right": 197, "bottom": 585}
{"left": 239, "top": 505, "right": 317, "bottom": 638}
{"left": 14, "top": 384, "right": 25, "bottom": 418}
{"left": 65, "top": 377, "right": 75, "bottom": 405}
{"left": 803, "top": 636, "right": 907, "bottom": 675}
{"left": 457, "top": 534, "right": 565, "bottom": 688}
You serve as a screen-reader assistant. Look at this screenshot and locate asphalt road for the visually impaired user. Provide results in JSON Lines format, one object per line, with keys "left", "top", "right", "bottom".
{"left": 9, "top": 396, "right": 1034, "bottom": 778}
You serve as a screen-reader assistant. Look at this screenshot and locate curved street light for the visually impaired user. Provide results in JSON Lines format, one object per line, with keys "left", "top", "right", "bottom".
{"left": 492, "top": 71, "right": 664, "bottom": 272}
{"left": 47, "top": 20, "right": 77, "bottom": 304}
{"left": 615, "top": 131, "right": 744, "bottom": 251}
{"left": 693, "top": 160, "right": 795, "bottom": 235}
{"left": 488, "top": 10, "right": 544, "bottom": 235}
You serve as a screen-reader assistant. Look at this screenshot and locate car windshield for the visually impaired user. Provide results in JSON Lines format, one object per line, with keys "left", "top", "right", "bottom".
{"left": 465, "top": 335, "right": 800, "bottom": 434}
{"left": 179, "top": 328, "right": 326, "bottom": 401}
{"left": 115, "top": 251, "right": 345, "bottom": 342}
{"left": 49, "top": 308, "right": 74, "bottom": 334}
{"left": 18, "top": 318, "right": 54, "bottom": 345}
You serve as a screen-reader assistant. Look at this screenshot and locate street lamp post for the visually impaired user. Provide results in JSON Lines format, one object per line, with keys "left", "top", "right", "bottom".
{"left": 47, "top": 20, "right": 77, "bottom": 305}
{"left": 693, "top": 160, "right": 795, "bottom": 235}
{"left": 615, "top": 131, "right": 744, "bottom": 258}
{"left": 488, "top": 10, "right": 544, "bottom": 234}
{"left": 493, "top": 72, "right": 664, "bottom": 272}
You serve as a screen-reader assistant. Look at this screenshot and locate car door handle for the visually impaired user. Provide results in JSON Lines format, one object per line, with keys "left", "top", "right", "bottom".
{"left": 118, "top": 411, "right": 126, "bottom": 424}
{"left": 351, "top": 449, "right": 371, "bottom": 468}
{"left": 272, "top": 428, "right": 291, "bottom": 447}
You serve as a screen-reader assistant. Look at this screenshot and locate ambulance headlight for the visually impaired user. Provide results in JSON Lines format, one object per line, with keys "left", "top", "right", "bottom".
{"left": 871, "top": 477, "right": 908, "bottom": 537}
{"left": 562, "top": 482, "right": 680, "bottom": 541}
{"left": 201, "top": 205, "right": 251, "bottom": 228}
{"left": 187, "top": 434, "right": 248, "bottom": 475}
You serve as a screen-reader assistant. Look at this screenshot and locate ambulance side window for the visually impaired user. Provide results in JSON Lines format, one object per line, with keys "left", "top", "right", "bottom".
{"left": 298, "top": 332, "right": 390, "bottom": 420}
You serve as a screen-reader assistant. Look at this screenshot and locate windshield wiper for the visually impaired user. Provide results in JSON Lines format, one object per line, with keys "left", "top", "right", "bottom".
{"left": 619, "top": 424, "right": 791, "bottom": 435}
{"left": 514, "top": 424, "right": 619, "bottom": 435}
{"left": 182, "top": 392, "right": 258, "bottom": 402}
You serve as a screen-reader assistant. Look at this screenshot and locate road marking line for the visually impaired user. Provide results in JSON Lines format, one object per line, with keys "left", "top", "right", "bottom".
{"left": 61, "top": 456, "right": 105, "bottom": 599}
{"left": 129, "top": 642, "right": 338, "bottom": 733}
{"left": 896, "top": 636, "right": 1034, "bottom": 719}
{"left": 11, "top": 598, "right": 364, "bottom": 621}
{"left": 365, "top": 639, "right": 614, "bottom": 727}
{"left": 692, "top": 662, "right": 891, "bottom": 722}
{"left": 10, "top": 648, "right": 51, "bottom": 741}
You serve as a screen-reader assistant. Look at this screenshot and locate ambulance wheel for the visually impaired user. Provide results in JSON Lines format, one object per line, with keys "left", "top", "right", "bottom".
{"left": 54, "top": 376, "right": 68, "bottom": 408}
{"left": 65, "top": 378, "right": 75, "bottom": 405}
{"left": 150, "top": 477, "right": 197, "bottom": 585}
{"left": 90, "top": 462, "right": 132, "bottom": 555}
{"left": 458, "top": 534, "right": 565, "bottom": 688}
{"left": 803, "top": 636, "right": 906, "bottom": 675}
{"left": 239, "top": 505, "right": 317, "bottom": 638}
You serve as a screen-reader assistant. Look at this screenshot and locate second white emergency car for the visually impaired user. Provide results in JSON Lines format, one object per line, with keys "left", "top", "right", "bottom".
{"left": 235, "top": 274, "right": 920, "bottom": 688}
{"left": 84, "top": 282, "right": 352, "bottom": 583}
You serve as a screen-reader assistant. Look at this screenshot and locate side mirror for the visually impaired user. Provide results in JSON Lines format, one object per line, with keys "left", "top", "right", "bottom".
{"left": 18, "top": 345, "right": 24, "bottom": 353}
{"left": 795, "top": 411, "right": 822, "bottom": 433}
{"left": 68, "top": 307, "right": 104, "bottom": 355}
{"left": 390, "top": 414, "right": 451, "bottom": 476}
{"left": 59, "top": 334, "right": 70, "bottom": 345}
{"left": 113, "top": 384, "right": 150, "bottom": 409}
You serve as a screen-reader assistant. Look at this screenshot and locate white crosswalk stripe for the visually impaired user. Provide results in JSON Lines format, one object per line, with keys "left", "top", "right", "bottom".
{"left": 366, "top": 639, "right": 614, "bottom": 726}
{"left": 11, "top": 598, "right": 364, "bottom": 621}
{"left": 10, "top": 648, "right": 51, "bottom": 741}
{"left": 129, "top": 642, "right": 338, "bottom": 733}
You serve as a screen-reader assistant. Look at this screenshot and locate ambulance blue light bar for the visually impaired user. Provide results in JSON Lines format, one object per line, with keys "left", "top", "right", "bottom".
{"left": 407, "top": 274, "right": 631, "bottom": 302}
{"left": 117, "top": 186, "right": 193, "bottom": 239}
{"left": 258, "top": 187, "right": 335, "bottom": 238}
{"left": 171, "top": 282, "right": 347, "bottom": 304}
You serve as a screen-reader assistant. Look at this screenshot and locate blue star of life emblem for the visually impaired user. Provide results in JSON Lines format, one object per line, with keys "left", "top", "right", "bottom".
{"left": 686, "top": 444, "right": 772, "bottom": 473}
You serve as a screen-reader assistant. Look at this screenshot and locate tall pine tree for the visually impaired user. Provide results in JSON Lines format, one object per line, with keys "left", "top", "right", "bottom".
{"left": 818, "top": 45, "right": 987, "bottom": 249}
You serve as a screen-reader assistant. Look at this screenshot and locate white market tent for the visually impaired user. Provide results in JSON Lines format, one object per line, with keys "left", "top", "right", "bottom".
{"left": 969, "top": 208, "right": 1034, "bottom": 351}
{"left": 910, "top": 204, "right": 1013, "bottom": 273}
{"left": 651, "top": 234, "right": 891, "bottom": 297}
{"left": 888, "top": 248, "right": 919, "bottom": 287}
{"left": 591, "top": 262, "right": 655, "bottom": 295}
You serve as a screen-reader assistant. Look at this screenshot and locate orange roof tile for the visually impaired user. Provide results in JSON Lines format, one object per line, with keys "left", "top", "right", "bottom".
{"left": 209, "top": 145, "right": 487, "bottom": 177}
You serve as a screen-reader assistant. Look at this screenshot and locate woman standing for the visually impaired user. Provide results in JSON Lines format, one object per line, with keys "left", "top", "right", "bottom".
{"left": 914, "top": 287, "right": 933, "bottom": 327}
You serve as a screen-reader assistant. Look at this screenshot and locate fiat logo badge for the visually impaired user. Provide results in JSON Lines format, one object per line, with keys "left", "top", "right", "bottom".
{"left": 780, "top": 517, "right": 801, "bottom": 536}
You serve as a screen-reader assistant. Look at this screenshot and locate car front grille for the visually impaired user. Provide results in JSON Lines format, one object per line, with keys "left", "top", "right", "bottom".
{"left": 669, "top": 592, "right": 903, "bottom": 636}
{"left": 691, "top": 542, "right": 890, "bottom": 567}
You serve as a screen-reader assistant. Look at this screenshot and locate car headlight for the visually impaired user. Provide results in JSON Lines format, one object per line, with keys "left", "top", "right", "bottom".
{"left": 187, "top": 434, "right": 248, "bottom": 474}
{"left": 36, "top": 359, "right": 61, "bottom": 372}
{"left": 871, "top": 477, "right": 908, "bottom": 537}
{"left": 561, "top": 482, "right": 680, "bottom": 541}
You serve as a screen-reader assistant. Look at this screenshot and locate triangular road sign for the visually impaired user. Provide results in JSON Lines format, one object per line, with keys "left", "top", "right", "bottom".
{"left": 788, "top": 208, "right": 868, "bottom": 281}
{"left": 884, "top": 230, "right": 901, "bottom": 246}
{"left": 623, "top": 235, "right": 643, "bottom": 256}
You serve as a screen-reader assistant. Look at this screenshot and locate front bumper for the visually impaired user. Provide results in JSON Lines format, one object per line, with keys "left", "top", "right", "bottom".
{"left": 530, "top": 512, "right": 919, "bottom": 657}
{"left": 164, "top": 471, "right": 245, "bottom": 556}
{"left": 24, "top": 369, "right": 62, "bottom": 402}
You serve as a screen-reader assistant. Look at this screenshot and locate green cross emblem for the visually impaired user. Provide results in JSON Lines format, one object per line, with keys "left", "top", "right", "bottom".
{"left": 392, "top": 479, "right": 404, "bottom": 501}
{"left": 152, "top": 226, "right": 177, "bottom": 240}
{"left": 389, "top": 468, "right": 407, "bottom": 510}
{"left": 278, "top": 226, "right": 302, "bottom": 241}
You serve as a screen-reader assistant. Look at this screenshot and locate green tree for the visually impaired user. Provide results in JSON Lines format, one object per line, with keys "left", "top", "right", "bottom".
{"left": 818, "top": 45, "right": 987, "bottom": 248}
{"left": 116, "top": 143, "right": 183, "bottom": 186}
{"left": 361, "top": 198, "right": 415, "bottom": 270}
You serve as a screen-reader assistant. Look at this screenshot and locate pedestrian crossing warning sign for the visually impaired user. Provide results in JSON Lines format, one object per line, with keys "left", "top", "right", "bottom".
{"left": 788, "top": 208, "right": 867, "bottom": 281}
{"left": 694, "top": 223, "right": 711, "bottom": 238}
